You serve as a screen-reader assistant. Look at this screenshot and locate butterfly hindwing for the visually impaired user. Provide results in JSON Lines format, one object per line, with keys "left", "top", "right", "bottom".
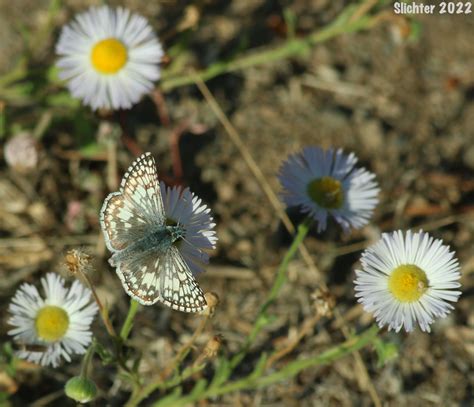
{"left": 114, "top": 249, "right": 163, "bottom": 305}
{"left": 159, "top": 246, "right": 207, "bottom": 313}
{"left": 114, "top": 246, "right": 207, "bottom": 312}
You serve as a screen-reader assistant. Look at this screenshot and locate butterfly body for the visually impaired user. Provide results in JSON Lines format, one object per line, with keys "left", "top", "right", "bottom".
{"left": 110, "top": 224, "right": 185, "bottom": 266}
{"left": 100, "top": 152, "right": 207, "bottom": 313}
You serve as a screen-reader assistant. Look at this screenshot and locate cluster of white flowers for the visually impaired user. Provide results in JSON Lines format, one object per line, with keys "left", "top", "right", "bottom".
{"left": 278, "top": 146, "right": 462, "bottom": 332}
{"left": 6, "top": 4, "right": 463, "bottom": 375}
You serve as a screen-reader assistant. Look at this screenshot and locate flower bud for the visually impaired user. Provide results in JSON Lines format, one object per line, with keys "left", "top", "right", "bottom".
{"left": 4, "top": 132, "right": 39, "bottom": 173}
{"left": 64, "top": 376, "right": 97, "bottom": 404}
{"left": 193, "top": 334, "right": 223, "bottom": 367}
{"left": 202, "top": 292, "right": 219, "bottom": 316}
{"left": 202, "top": 334, "right": 222, "bottom": 359}
{"left": 65, "top": 249, "right": 92, "bottom": 276}
{"left": 310, "top": 288, "right": 335, "bottom": 318}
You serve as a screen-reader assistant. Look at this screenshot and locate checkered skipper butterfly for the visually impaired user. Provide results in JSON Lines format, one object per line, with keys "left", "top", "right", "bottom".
{"left": 100, "top": 152, "right": 207, "bottom": 313}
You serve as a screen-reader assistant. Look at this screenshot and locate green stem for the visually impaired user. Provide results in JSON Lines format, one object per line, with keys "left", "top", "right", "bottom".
{"left": 267, "top": 217, "right": 313, "bottom": 303}
{"left": 159, "top": 4, "right": 376, "bottom": 92}
{"left": 80, "top": 344, "right": 95, "bottom": 379}
{"left": 128, "top": 219, "right": 312, "bottom": 406}
{"left": 152, "top": 325, "right": 379, "bottom": 406}
{"left": 127, "top": 315, "right": 210, "bottom": 406}
{"left": 82, "top": 272, "right": 117, "bottom": 339}
{"left": 215, "top": 325, "right": 379, "bottom": 396}
{"left": 230, "top": 217, "right": 312, "bottom": 368}
{"left": 127, "top": 364, "right": 206, "bottom": 407}
{"left": 120, "top": 299, "right": 140, "bottom": 341}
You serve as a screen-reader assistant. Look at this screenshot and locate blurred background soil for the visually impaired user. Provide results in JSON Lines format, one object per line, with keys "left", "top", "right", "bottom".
{"left": 0, "top": 0, "right": 473, "bottom": 406}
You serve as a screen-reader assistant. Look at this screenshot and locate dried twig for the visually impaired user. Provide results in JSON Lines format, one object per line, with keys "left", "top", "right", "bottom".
{"left": 194, "top": 77, "right": 321, "bottom": 279}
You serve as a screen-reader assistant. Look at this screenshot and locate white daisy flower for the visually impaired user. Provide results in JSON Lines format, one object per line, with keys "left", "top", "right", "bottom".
{"left": 56, "top": 6, "right": 163, "bottom": 110}
{"left": 354, "top": 230, "right": 462, "bottom": 333}
{"left": 8, "top": 273, "right": 98, "bottom": 367}
{"left": 278, "top": 147, "right": 379, "bottom": 233}
{"left": 160, "top": 182, "right": 217, "bottom": 274}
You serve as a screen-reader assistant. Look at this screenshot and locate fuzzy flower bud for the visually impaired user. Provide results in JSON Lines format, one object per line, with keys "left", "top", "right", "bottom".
{"left": 193, "top": 334, "right": 223, "bottom": 367}
{"left": 64, "top": 376, "right": 97, "bottom": 404}
{"left": 203, "top": 292, "right": 220, "bottom": 316}
{"left": 202, "top": 335, "right": 222, "bottom": 359}
{"left": 65, "top": 249, "right": 92, "bottom": 276}
{"left": 4, "top": 132, "right": 39, "bottom": 173}
{"left": 311, "top": 288, "right": 335, "bottom": 318}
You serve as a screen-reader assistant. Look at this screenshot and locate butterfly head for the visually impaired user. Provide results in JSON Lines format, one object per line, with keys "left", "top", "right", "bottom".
{"left": 165, "top": 222, "right": 186, "bottom": 243}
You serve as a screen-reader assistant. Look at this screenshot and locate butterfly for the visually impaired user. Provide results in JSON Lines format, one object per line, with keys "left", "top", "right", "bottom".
{"left": 99, "top": 152, "right": 207, "bottom": 313}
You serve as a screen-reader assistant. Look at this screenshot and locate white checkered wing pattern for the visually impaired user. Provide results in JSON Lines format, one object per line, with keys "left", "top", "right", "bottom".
{"left": 100, "top": 152, "right": 165, "bottom": 252}
{"left": 100, "top": 152, "right": 207, "bottom": 313}
{"left": 116, "top": 246, "right": 207, "bottom": 312}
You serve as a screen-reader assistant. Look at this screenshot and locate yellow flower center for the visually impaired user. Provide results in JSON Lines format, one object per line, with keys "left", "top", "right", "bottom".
{"left": 35, "top": 305, "right": 69, "bottom": 342}
{"left": 388, "top": 265, "right": 429, "bottom": 302}
{"left": 91, "top": 38, "right": 128, "bottom": 74}
{"left": 307, "top": 176, "right": 344, "bottom": 209}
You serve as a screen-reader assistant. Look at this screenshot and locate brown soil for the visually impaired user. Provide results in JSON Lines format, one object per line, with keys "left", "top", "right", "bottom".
{"left": 0, "top": 1, "right": 473, "bottom": 406}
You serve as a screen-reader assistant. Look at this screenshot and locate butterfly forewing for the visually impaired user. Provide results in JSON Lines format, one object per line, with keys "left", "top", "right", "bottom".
{"left": 100, "top": 192, "right": 152, "bottom": 252}
{"left": 100, "top": 152, "right": 165, "bottom": 252}
{"left": 120, "top": 152, "right": 165, "bottom": 226}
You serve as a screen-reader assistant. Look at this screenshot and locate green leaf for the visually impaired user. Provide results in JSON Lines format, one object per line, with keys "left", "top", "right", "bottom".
{"left": 249, "top": 353, "right": 268, "bottom": 380}
{"left": 209, "top": 357, "right": 231, "bottom": 389}
{"left": 332, "top": 5, "right": 358, "bottom": 27}
{"left": 189, "top": 379, "right": 207, "bottom": 397}
{"left": 93, "top": 341, "right": 114, "bottom": 365}
{"left": 0, "top": 58, "right": 28, "bottom": 87}
{"left": 153, "top": 387, "right": 182, "bottom": 407}
{"left": 408, "top": 19, "right": 422, "bottom": 42}
{"left": 79, "top": 142, "right": 106, "bottom": 158}
{"left": 2, "top": 342, "right": 13, "bottom": 357}
{"left": 46, "top": 92, "right": 80, "bottom": 108}
{"left": 1, "top": 342, "right": 16, "bottom": 376}
{"left": 46, "top": 65, "right": 60, "bottom": 84}
{"left": 0, "top": 391, "right": 12, "bottom": 404}
{"left": 0, "top": 82, "right": 34, "bottom": 102}
{"left": 73, "top": 110, "right": 96, "bottom": 150}
{"left": 374, "top": 337, "right": 398, "bottom": 367}
{"left": 283, "top": 8, "right": 297, "bottom": 38}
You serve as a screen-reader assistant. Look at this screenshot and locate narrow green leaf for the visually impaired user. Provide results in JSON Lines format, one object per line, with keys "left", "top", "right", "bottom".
{"left": 209, "top": 357, "right": 231, "bottom": 389}
{"left": 153, "top": 387, "right": 182, "bottom": 407}
{"left": 189, "top": 379, "right": 207, "bottom": 397}
{"left": 283, "top": 8, "right": 297, "bottom": 39}
{"left": 374, "top": 337, "right": 398, "bottom": 367}
{"left": 46, "top": 92, "right": 80, "bottom": 108}
{"left": 249, "top": 353, "right": 268, "bottom": 380}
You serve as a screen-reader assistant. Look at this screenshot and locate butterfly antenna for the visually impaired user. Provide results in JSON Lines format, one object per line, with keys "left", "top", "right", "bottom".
{"left": 180, "top": 234, "right": 206, "bottom": 261}
{"left": 180, "top": 233, "right": 194, "bottom": 249}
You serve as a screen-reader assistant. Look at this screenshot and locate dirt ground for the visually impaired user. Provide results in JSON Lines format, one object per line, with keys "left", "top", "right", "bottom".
{"left": 0, "top": 1, "right": 473, "bottom": 406}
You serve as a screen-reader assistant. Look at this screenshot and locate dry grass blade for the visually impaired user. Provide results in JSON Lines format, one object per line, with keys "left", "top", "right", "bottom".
{"left": 194, "top": 76, "right": 321, "bottom": 279}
